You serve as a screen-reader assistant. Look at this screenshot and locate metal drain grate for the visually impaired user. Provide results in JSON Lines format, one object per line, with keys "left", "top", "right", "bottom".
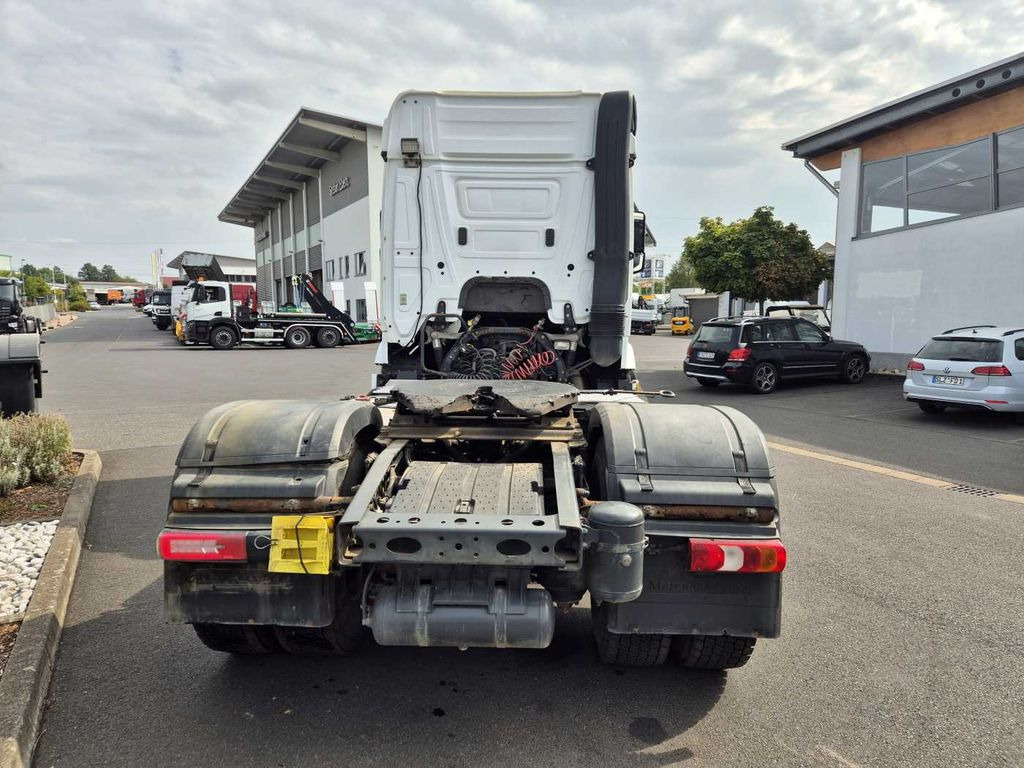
{"left": 945, "top": 483, "right": 1000, "bottom": 498}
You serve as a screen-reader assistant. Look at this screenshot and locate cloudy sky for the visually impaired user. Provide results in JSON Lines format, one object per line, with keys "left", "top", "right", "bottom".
{"left": 2, "top": 0, "right": 1022, "bottom": 281}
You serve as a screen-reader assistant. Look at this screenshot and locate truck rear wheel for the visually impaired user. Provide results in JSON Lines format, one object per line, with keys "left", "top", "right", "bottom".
{"left": 0, "top": 364, "right": 36, "bottom": 417}
{"left": 209, "top": 326, "right": 237, "bottom": 350}
{"left": 591, "top": 603, "right": 671, "bottom": 666}
{"left": 673, "top": 635, "right": 756, "bottom": 670}
{"left": 284, "top": 326, "right": 311, "bottom": 349}
{"left": 315, "top": 326, "right": 341, "bottom": 348}
{"left": 192, "top": 623, "right": 279, "bottom": 654}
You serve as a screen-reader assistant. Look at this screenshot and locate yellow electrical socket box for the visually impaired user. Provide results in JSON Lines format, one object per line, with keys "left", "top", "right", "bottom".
{"left": 268, "top": 515, "right": 335, "bottom": 575}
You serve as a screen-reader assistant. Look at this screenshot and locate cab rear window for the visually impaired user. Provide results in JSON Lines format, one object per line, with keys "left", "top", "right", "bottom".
{"left": 694, "top": 324, "right": 738, "bottom": 344}
{"left": 919, "top": 338, "right": 1003, "bottom": 363}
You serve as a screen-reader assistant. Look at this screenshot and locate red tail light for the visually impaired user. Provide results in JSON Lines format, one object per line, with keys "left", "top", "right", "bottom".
{"left": 157, "top": 530, "right": 247, "bottom": 561}
{"left": 907, "top": 359, "right": 925, "bottom": 371}
{"left": 689, "top": 538, "right": 787, "bottom": 573}
{"left": 727, "top": 347, "right": 751, "bottom": 361}
{"left": 686, "top": 346, "right": 695, "bottom": 360}
{"left": 971, "top": 365, "right": 1011, "bottom": 376}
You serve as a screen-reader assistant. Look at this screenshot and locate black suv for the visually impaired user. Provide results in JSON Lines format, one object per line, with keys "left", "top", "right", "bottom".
{"left": 684, "top": 316, "right": 870, "bottom": 393}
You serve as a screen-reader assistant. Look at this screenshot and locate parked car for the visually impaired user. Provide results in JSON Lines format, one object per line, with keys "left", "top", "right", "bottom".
{"left": 88, "top": 301, "right": 101, "bottom": 310}
{"left": 670, "top": 316, "right": 695, "bottom": 336}
{"left": 684, "top": 315, "right": 869, "bottom": 393}
{"left": 903, "top": 325, "right": 1024, "bottom": 416}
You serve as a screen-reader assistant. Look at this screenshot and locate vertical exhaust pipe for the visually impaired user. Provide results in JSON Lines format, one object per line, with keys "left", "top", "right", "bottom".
{"left": 588, "top": 91, "right": 635, "bottom": 368}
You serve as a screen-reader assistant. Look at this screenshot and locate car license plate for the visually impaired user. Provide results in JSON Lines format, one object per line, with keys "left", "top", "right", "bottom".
{"left": 697, "top": 351, "right": 715, "bottom": 360}
{"left": 932, "top": 375, "right": 965, "bottom": 385}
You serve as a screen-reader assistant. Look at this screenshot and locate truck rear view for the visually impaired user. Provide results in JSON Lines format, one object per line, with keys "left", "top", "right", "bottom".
{"left": 158, "top": 91, "right": 786, "bottom": 671}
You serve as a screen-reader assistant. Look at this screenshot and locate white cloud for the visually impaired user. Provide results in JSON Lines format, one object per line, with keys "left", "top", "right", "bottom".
{"left": 0, "top": 0, "right": 1022, "bottom": 277}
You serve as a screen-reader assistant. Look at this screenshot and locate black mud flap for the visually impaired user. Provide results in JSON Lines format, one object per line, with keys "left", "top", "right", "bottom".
{"left": 602, "top": 544, "right": 781, "bottom": 638}
{"left": 164, "top": 562, "right": 334, "bottom": 627}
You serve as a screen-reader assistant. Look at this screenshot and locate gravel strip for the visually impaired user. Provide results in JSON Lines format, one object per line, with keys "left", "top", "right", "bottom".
{"left": 0, "top": 521, "right": 59, "bottom": 624}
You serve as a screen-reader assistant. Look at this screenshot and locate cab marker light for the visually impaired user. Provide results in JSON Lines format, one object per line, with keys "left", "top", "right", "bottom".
{"left": 689, "top": 538, "right": 787, "bottom": 573}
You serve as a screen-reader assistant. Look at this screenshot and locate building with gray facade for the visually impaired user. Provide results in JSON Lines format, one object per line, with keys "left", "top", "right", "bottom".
{"left": 219, "top": 109, "right": 383, "bottom": 321}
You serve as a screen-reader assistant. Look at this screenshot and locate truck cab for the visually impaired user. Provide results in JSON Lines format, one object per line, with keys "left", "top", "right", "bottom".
{"left": 376, "top": 91, "right": 647, "bottom": 389}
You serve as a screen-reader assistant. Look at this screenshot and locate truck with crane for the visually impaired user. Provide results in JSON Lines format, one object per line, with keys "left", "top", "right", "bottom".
{"left": 0, "top": 278, "right": 43, "bottom": 417}
{"left": 157, "top": 91, "right": 785, "bottom": 669}
{"left": 176, "top": 253, "right": 357, "bottom": 350}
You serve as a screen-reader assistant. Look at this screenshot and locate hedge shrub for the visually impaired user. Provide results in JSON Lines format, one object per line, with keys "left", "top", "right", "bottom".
{"left": 0, "top": 414, "right": 73, "bottom": 496}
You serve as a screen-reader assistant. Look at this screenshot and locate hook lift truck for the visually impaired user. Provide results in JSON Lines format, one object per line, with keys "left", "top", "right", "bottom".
{"left": 177, "top": 253, "right": 357, "bottom": 350}
{"left": 0, "top": 277, "right": 44, "bottom": 417}
{"left": 158, "top": 91, "right": 786, "bottom": 669}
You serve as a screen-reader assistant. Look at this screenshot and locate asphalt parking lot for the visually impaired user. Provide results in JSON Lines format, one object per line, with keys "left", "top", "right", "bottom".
{"left": 28, "top": 309, "right": 1024, "bottom": 767}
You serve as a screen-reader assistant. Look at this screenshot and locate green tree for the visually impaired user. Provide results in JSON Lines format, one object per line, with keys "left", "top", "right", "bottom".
{"left": 684, "top": 206, "right": 831, "bottom": 302}
{"left": 664, "top": 255, "right": 697, "bottom": 291}
{"left": 78, "top": 263, "right": 102, "bottom": 280}
{"left": 23, "top": 275, "right": 50, "bottom": 300}
{"left": 100, "top": 264, "right": 122, "bottom": 281}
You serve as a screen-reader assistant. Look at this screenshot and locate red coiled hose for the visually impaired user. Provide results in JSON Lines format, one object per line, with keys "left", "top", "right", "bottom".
{"left": 501, "top": 349, "right": 557, "bottom": 380}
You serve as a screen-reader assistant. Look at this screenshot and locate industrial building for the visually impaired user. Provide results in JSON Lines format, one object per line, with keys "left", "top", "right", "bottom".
{"left": 219, "top": 108, "right": 383, "bottom": 322}
{"left": 783, "top": 53, "right": 1024, "bottom": 369}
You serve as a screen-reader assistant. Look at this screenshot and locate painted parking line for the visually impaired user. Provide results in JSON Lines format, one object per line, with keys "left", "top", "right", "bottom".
{"left": 767, "top": 440, "right": 1024, "bottom": 506}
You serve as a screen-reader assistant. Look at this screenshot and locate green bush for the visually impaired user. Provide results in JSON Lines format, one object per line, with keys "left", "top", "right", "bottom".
{"left": 69, "top": 299, "right": 91, "bottom": 312}
{"left": 0, "top": 414, "right": 72, "bottom": 495}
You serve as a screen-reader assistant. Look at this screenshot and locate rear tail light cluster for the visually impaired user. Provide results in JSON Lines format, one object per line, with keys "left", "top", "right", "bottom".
{"left": 971, "top": 365, "right": 1011, "bottom": 376}
{"left": 689, "top": 538, "right": 787, "bottom": 573}
{"left": 157, "top": 530, "right": 247, "bottom": 561}
{"left": 727, "top": 347, "right": 751, "bottom": 361}
{"left": 907, "top": 359, "right": 925, "bottom": 371}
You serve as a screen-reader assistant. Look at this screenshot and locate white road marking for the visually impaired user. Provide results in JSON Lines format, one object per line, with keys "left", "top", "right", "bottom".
{"left": 767, "top": 441, "right": 1024, "bottom": 506}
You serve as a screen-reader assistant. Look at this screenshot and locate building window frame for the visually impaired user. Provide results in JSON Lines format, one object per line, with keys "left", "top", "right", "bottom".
{"left": 325, "top": 259, "right": 336, "bottom": 281}
{"left": 855, "top": 127, "right": 1024, "bottom": 239}
{"left": 355, "top": 251, "right": 366, "bottom": 277}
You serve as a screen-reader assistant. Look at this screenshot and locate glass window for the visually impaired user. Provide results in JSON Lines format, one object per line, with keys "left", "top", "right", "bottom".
{"left": 325, "top": 259, "right": 335, "bottom": 281}
{"left": 355, "top": 252, "right": 366, "bottom": 276}
{"left": 344, "top": 255, "right": 350, "bottom": 278}
{"left": 908, "top": 179, "right": 991, "bottom": 224}
{"left": 997, "top": 166, "right": 1024, "bottom": 208}
{"left": 355, "top": 298, "right": 367, "bottom": 322}
{"left": 997, "top": 126, "right": 1024, "bottom": 171}
{"left": 745, "top": 324, "right": 764, "bottom": 343}
{"left": 860, "top": 158, "right": 904, "bottom": 233}
{"left": 766, "top": 321, "right": 795, "bottom": 342}
{"left": 918, "top": 338, "right": 1002, "bottom": 363}
{"left": 794, "top": 320, "right": 826, "bottom": 342}
{"left": 907, "top": 138, "right": 990, "bottom": 192}
{"left": 1015, "top": 338, "right": 1024, "bottom": 362}
{"left": 694, "top": 324, "right": 738, "bottom": 344}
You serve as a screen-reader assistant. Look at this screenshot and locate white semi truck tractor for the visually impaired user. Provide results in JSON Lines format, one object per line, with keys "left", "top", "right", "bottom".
{"left": 158, "top": 91, "right": 786, "bottom": 669}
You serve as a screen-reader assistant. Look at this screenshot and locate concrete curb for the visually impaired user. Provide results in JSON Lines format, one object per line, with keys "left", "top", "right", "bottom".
{"left": 0, "top": 450, "right": 102, "bottom": 768}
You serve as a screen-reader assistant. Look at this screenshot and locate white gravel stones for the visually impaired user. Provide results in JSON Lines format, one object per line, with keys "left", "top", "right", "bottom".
{"left": 0, "top": 520, "right": 59, "bottom": 623}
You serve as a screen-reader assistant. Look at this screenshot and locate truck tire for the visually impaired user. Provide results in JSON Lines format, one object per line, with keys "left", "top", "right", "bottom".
{"left": 592, "top": 604, "right": 671, "bottom": 666}
{"left": 284, "top": 326, "right": 311, "bottom": 349}
{"left": 209, "top": 326, "right": 237, "bottom": 350}
{"left": 672, "top": 635, "right": 756, "bottom": 670}
{"left": 315, "top": 326, "right": 341, "bottom": 349}
{"left": 0, "top": 364, "right": 36, "bottom": 417}
{"left": 192, "top": 623, "right": 279, "bottom": 654}
{"left": 155, "top": 318, "right": 170, "bottom": 331}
